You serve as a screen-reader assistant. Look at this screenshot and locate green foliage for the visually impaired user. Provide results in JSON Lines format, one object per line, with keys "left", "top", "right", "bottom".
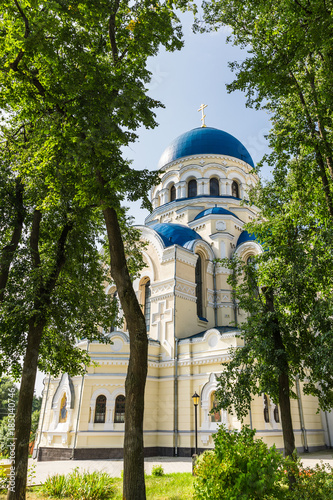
{"left": 40, "top": 469, "right": 116, "bottom": 500}
{"left": 29, "top": 410, "right": 40, "bottom": 444}
{"left": 193, "top": 426, "right": 287, "bottom": 500}
{"left": 151, "top": 465, "right": 165, "bottom": 477}
{"left": 289, "top": 462, "right": 333, "bottom": 500}
{"left": 0, "top": 467, "right": 10, "bottom": 493}
{"left": 0, "top": 417, "right": 14, "bottom": 458}
{"left": 0, "top": 379, "right": 18, "bottom": 422}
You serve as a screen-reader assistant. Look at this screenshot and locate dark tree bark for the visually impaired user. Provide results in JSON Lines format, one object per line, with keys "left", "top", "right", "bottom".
{"left": 0, "top": 178, "right": 25, "bottom": 302}
{"left": 100, "top": 193, "right": 147, "bottom": 500}
{"left": 7, "top": 320, "right": 45, "bottom": 500}
{"left": 7, "top": 219, "right": 72, "bottom": 500}
{"left": 264, "top": 288, "right": 295, "bottom": 458}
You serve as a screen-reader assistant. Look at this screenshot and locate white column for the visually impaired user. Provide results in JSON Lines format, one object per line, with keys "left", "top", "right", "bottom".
{"left": 197, "top": 178, "right": 205, "bottom": 196}
{"left": 226, "top": 181, "right": 232, "bottom": 195}
{"left": 220, "top": 179, "right": 226, "bottom": 195}
{"left": 160, "top": 188, "right": 168, "bottom": 205}
{"left": 178, "top": 181, "right": 186, "bottom": 198}
{"left": 202, "top": 179, "right": 210, "bottom": 195}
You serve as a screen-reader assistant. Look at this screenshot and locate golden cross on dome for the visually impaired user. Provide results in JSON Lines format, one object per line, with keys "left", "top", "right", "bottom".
{"left": 198, "top": 103, "right": 208, "bottom": 127}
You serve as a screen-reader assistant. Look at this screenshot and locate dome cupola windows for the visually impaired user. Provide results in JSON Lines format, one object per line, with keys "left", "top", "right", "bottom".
{"left": 170, "top": 184, "right": 176, "bottom": 202}
{"left": 232, "top": 181, "right": 239, "bottom": 198}
{"left": 209, "top": 178, "right": 219, "bottom": 196}
{"left": 188, "top": 179, "right": 197, "bottom": 197}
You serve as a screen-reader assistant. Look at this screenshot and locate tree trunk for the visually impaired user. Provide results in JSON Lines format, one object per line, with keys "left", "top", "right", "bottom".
{"left": 7, "top": 320, "right": 45, "bottom": 500}
{"left": 7, "top": 218, "right": 72, "bottom": 500}
{"left": 101, "top": 204, "right": 147, "bottom": 500}
{"left": 264, "top": 288, "right": 295, "bottom": 457}
{"left": 278, "top": 371, "right": 295, "bottom": 457}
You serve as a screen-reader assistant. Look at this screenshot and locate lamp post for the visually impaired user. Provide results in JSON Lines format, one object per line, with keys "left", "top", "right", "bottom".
{"left": 192, "top": 391, "right": 200, "bottom": 456}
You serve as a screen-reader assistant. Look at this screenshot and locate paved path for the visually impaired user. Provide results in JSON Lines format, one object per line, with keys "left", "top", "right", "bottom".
{"left": 1, "top": 450, "right": 332, "bottom": 486}
{"left": 22, "top": 450, "right": 333, "bottom": 485}
{"left": 26, "top": 456, "right": 193, "bottom": 485}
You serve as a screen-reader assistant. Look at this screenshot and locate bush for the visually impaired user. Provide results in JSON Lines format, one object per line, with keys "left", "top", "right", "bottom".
{"left": 287, "top": 462, "right": 333, "bottom": 500}
{"left": 0, "top": 467, "right": 9, "bottom": 493}
{"left": 40, "top": 469, "right": 116, "bottom": 500}
{"left": 151, "top": 465, "right": 164, "bottom": 477}
{"left": 193, "top": 426, "right": 287, "bottom": 500}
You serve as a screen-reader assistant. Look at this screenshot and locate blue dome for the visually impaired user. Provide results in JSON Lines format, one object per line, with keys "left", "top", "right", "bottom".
{"left": 236, "top": 230, "right": 257, "bottom": 247}
{"left": 194, "top": 207, "right": 240, "bottom": 221}
{"left": 158, "top": 127, "right": 254, "bottom": 168}
{"left": 151, "top": 223, "right": 202, "bottom": 248}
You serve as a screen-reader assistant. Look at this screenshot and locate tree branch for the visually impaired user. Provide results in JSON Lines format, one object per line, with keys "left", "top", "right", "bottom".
{"left": 10, "top": 0, "right": 30, "bottom": 71}
{"left": 108, "top": 0, "right": 121, "bottom": 63}
{"left": 30, "top": 209, "right": 42, "bottom": 269}
{"left": 0, "top": 177, "right": 25, "bottom": 302}
{"left": 289, "top": 69, "right": 333, "bottom": 219}
{"left": 43, "top": 221, "right": 73, "bottom": 297}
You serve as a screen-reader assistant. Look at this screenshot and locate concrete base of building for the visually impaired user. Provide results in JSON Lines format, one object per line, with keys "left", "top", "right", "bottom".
{"left": 37, "top": 446, "right": 208, "bottom": 461}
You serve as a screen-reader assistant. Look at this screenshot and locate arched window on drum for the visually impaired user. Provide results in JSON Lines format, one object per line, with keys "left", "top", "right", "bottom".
{"left": 188, "top": 179, "right": 197, "bottom": 197}
{"left": 210, "top": 177, "right": 219, "bottom": 196}
{"left": 170, "top": 184, "right": 176, "bottom": 202}
{"left": 232, "top": 180, "right": 239, "bottom": 198}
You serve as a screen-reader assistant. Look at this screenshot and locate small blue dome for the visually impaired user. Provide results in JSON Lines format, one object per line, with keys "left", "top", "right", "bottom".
{"left": 194, "top": 207, "right": 240, "bottom": 221}
{"left": 236, "top": 230, "right": 257, "bottom": 247}
{"left": 151, "top": 223, "right": 202, "bottom": 248}
{"left": 158, "top": 127, "right": 254, "bottom": 168}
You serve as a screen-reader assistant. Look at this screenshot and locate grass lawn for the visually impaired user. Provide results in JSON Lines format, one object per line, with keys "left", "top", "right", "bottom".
{"left": 0, "top": 472, "right": 195, "bottom": 499}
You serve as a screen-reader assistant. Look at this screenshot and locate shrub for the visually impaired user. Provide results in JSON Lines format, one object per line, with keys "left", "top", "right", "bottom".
{"left": 193, "top": 425, "right": 287, "bottom": 500}
{"left": 287, "top": 462, "right": 333, "bottom": 500}
{"left": 151, "top": 465, "right": 164, "bottom": 477}
{"left": 0, "top": 467, "right": 9, "bottom": 493}
{"left": 40, "top": 469, "right": 116, "bottom": 500}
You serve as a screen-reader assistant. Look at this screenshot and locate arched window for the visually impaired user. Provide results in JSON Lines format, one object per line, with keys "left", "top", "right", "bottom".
{"left": 210, "top": 178, "right": 219, "bottom": 196}
{"left": 232, "top": 181, "right": 239, "bottom": 198}
{"left": 188, "top": 179, "right": 197, "bottom": 197}
{"left": 59, "top": 393, "right": 67, "bottom": 423}
{"left": 273, "top": 404, "right": 280, "bottom": 423}
{"left": 94, "top": 395, "right": 106, "bottom": 423}
{"left": 144, "top": 280, "right": 151, "bottom": 332}
{"left": 263, "top": 394, "right": 270, "bottom": 423}
{"left": 114, "top": 395, "right": 125, "bottom": 423}
{"left": 170, "top": 185, "right": 176, "bottom": 202}
{"left": 195, "top": 254, "right": 203, "bottom": 318}
{"left": 210, "top": 391, "right": 221, "bottom": 423}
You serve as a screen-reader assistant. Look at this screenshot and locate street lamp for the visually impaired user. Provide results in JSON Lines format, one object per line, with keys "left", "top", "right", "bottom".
{"left": 192, "top": 391, "right": 200, "bottom": 456}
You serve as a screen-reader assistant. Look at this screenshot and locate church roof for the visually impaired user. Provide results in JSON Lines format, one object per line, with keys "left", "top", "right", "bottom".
{"left": 194, "top": 207, "right": 240, "bottom": 221}
{"left": 158, "top": 127, "right": 254, "bottom": 169}
{"left": 236, "top": 230, "right": 257, "bottom": 247}
{"left": 151, "top": 222, "right": 202, "bottom": 248}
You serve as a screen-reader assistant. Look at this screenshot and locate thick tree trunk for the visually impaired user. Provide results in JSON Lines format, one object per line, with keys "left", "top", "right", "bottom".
{"left": 7, "top": 217, "right": 72, "bottom": 500}
{"left": 278, "top": 371, "right": 295, "bottom": 457}
{"left": 264, "top": 288, "right": 295, "bottom": 457}
{"left": 7, "top": 321, "right": 45, "bottom": 500}
{"left": 101, "top": 204, "right": 147, "bottom": 500}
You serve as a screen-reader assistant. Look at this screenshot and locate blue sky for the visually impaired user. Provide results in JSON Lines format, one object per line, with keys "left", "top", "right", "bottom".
{"left": 124, "top": 12, "right": 272, "bottom": 224}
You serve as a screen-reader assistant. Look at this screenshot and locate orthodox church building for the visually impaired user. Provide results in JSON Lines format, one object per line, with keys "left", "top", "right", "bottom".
{"left": 35, "top": 121, "right": 332, "bottom": 460}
